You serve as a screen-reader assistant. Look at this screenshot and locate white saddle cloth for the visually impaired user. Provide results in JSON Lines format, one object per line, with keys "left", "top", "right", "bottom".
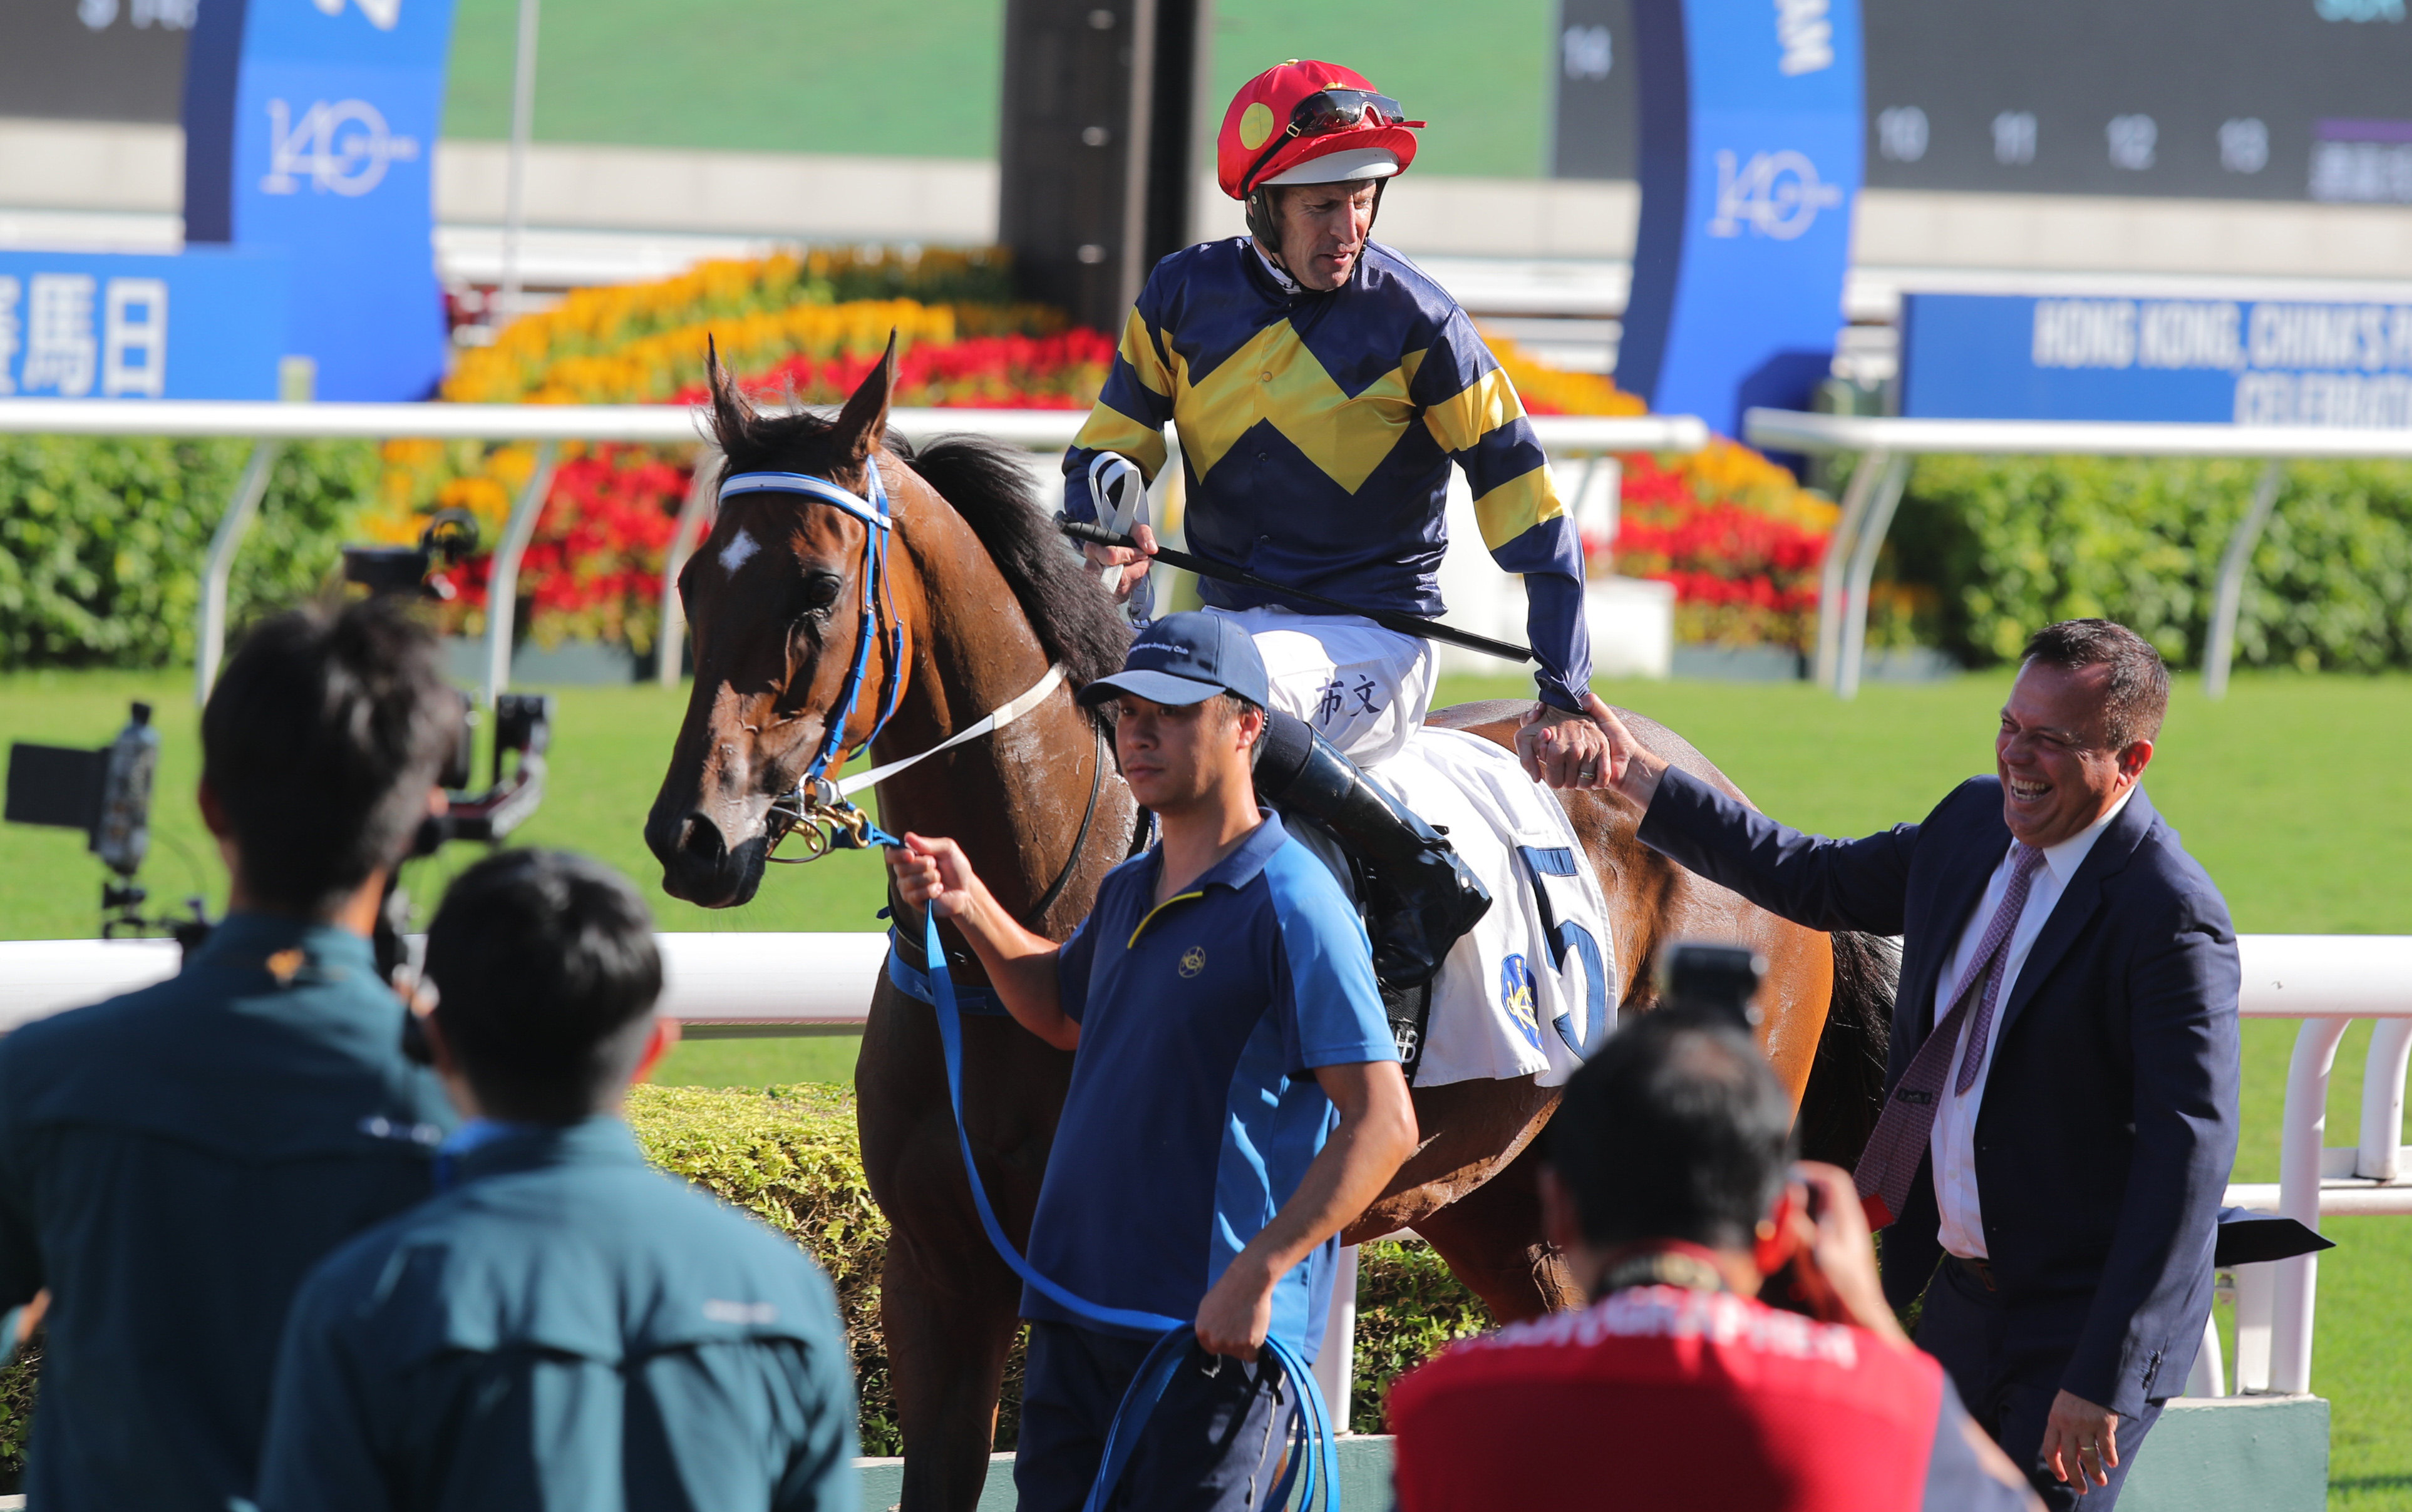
{"left": 1367, "top": 727, "right": 1619, "bottom": 1088}
{"left": 1199, "top": 605, "right": 1617, "bottom": 1087}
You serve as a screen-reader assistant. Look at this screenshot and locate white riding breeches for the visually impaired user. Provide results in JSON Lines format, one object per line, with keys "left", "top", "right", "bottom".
{"left": 1200, "top": 604, "right": 1436, "bottom": 768}
{"left": 1200, "top": 602, "right": 1616, "bottom": 1088}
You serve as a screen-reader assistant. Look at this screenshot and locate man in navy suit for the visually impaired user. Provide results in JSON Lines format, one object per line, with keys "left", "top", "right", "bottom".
{"left": 1591, "top": 619, "right": 2240, "bottom": 1509}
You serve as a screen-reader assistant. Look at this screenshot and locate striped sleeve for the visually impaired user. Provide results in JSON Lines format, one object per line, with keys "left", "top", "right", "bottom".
{"left": 1062, "top": 284, "right": 1176, "bottom": 523}
{"left": 1413, "top": 314, "right": 1592, "bottom": 709}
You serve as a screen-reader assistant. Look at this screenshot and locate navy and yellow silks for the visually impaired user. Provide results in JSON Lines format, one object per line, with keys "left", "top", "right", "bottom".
{"left": 1063, "top": 238, "right": 1592, "bottom": 710}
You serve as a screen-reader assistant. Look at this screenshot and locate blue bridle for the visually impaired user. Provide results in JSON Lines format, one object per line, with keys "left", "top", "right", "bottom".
{"left": 718, "top": 461, "right": 909, "bottom": 810}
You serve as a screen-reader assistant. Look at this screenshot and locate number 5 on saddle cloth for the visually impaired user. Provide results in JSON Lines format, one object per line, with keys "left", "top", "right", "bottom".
{"left": 1074, "top": 460, "right": 1617, "bottom": 1086}
{"left": 1250, "top": 710, "right": 1618, "bottom": 1089}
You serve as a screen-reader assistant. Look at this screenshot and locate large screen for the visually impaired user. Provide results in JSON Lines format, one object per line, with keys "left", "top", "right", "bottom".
{"left": 1553, "top": 0, "right": 2412, "bottom": 206}
{"left": 1862, "top": 0, "right": 2412, "bottom": 204}
{"left": 0, "top": 1, "right": 191, "bottom": 125}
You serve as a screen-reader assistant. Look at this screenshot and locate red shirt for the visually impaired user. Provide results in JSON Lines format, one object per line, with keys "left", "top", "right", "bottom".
{"left": 1389, "top": 1286, "right": 1976, "bottom": 1512}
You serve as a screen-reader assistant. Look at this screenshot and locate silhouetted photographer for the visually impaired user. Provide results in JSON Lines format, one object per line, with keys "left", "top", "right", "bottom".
{"left": 0, "top": 599, "right": 460, "bottom": 1511}
{"left": 260, "top": 850, "right": 857, "bottom": 1511}
{"left": 1388, "top": 1010, "right": 2042, "bottom": 1511}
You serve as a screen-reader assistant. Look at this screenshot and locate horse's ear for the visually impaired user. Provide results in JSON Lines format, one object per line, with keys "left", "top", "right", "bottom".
{"left": 703, "top": 333, "right": 754, "bottom": 449}
{"left": 832, "top": 329, "right": 898, "bottom": 464}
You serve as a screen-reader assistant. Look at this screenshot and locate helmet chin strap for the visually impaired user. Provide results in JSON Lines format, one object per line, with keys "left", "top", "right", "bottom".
{"left": 1246, "top": 178, "right": 1386, "bottom": 283}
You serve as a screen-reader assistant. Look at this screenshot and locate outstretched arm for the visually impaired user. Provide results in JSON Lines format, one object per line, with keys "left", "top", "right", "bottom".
{"left": 885, "top": 835, "right": 1078, "bottom": 1050}
{"left": 1414, "top": 312, "right": 1622, "bottom": 790}
{"left": 1594, "top": 703, "right": 1919, "bottom": 936}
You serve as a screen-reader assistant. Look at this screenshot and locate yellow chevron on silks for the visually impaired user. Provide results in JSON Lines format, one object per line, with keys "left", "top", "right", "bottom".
{"left": 1116, "top": 308, "right": 1173, "bottom": 398}
{"left": 1173, "top": 322, "right": 1420, "bottom": 495}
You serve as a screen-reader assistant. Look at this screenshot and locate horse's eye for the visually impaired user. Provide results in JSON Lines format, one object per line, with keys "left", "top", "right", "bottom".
{"left": 799, "top": 572, "right": 844, "bottom": 612}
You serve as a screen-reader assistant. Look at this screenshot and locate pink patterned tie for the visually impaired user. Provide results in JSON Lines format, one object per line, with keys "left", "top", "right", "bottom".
{"left": 1854, "top": 843, "right": 2045, "bottom": 1228}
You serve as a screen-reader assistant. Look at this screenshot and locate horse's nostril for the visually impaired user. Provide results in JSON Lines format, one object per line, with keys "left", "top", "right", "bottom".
{"left": 678, "top": 813, "right": 727, "bottom": 866}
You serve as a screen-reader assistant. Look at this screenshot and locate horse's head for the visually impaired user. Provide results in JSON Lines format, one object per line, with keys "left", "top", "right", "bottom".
{"left": 645, "top": 339, "right": 910, "bottom": 907}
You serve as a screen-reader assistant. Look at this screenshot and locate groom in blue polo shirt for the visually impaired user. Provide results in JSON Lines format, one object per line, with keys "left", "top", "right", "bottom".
{"left": 887, "top": 612, "right": 1418, "bottom": 1512}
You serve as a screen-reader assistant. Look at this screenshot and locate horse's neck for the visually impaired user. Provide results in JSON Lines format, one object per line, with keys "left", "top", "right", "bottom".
{"left": 874, "top": 490, "right": 1107, "bottom": 920}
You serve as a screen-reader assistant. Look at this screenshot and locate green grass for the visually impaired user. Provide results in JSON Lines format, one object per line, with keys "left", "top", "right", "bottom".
{"left": 653, "top": 1032, "right": 862, "bottom": 1089}
{"left": 439, "top": 0, "right": 1554, "bottom": 178}
{"left": 7, "top": 666, "right": 2411, "bottom": 1499}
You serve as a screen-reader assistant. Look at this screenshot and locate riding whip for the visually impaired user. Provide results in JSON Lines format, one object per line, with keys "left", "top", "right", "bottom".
{"left": 1057, "top": 517, "right": 1537, "bottom": 665}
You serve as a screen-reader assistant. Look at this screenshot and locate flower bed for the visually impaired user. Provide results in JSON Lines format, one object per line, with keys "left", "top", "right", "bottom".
{"left": 1609, "top": 446, "right": 1840, "bottom": 651}
{"left": 1485, "top": 332, "right": 1842, "bottom": 651}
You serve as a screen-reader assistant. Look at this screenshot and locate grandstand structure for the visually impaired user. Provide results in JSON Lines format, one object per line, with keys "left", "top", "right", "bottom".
{"left": 5, "top": 0, "right": 2412, "bottom": 381}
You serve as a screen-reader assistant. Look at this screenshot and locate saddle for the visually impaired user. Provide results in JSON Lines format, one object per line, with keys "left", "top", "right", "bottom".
{"left": 1265, "top": 806, "right": 1451, "bottom": 1077}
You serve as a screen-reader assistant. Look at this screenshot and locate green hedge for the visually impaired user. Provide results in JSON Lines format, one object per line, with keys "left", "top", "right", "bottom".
{"left": 0, "top": 437, "right": 378, "bottom": 670}
{"left": 14, "top": 436, "right": 2412, "bottom": 677}
{"left": 0, "top": 1052, "right": 1494, "bottom": 1481}
{"left": 624, "top": 1084, "right": 1494, "bottom": 1449}
{"left": 1890, "top": 456, "right": 2412, "bottom": 671}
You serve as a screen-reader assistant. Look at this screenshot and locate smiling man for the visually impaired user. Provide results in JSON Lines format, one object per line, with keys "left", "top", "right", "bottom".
{"left": 885, "top": 613, "right": 1416, "bottom": 1512}
{"left": 1590, "top": 619, "right": 2240, "bottom": 1511}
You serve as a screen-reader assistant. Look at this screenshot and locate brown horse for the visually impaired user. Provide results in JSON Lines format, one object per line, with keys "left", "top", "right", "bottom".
{"left": 646, "top": 349, "right": 1894, "bottom": 1512}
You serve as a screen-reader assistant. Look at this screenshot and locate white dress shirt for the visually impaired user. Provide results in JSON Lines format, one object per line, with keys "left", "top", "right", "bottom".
{"left": 1930, "top": 784, "right": 2137, "bottom": 1258}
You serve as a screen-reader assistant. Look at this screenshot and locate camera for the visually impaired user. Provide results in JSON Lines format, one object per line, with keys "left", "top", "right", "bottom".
{"left": 1654, "top": 939, "right": 1768, "bottom": 1031}
{"left": 4, "top": 702, "right": 207, "bottom": 944}
{"left": 341, "top": 509, "right": 480, "bottom": 602}
{"left": 409, "top": 691, "right": 553, "bottom": 858}
{"left": 3, "top": 686, "right": 552, "bottom": 959}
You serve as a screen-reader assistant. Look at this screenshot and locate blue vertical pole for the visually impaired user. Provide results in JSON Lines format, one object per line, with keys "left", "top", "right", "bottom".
{"left": 181, "top": 0, "right": 458, "bottom": 401}
{"left": 1619, "top": 0, "right": 1863, "bottom": 437}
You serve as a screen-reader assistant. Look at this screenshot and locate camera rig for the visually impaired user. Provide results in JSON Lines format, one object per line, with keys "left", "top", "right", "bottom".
{"left": 3, "top": 702, "right": 206, "bottom": 945}
{"left": 1654, "top": 939, "right": 1769, "bottom": 1031}
{"left": 2, "top": 508, "right": 555, "bottom": 959}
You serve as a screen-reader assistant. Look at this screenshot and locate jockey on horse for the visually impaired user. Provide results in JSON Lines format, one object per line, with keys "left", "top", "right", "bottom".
{"left": 1068, "top": 58, "right": 1624, "bottom": 1000}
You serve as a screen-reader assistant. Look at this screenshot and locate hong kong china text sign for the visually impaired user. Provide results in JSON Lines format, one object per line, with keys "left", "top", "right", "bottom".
{"left": 1904, "top": 293, "right": 2412, "bottom": 428}
{"left": 0, "top": 250, "right": 288, "bottom": 401}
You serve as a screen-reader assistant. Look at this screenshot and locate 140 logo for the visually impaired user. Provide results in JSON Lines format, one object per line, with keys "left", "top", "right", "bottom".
{"left": 1706, "top": 149, "right": 1843, "bottom": 241}
{"left": 259, "top": 99, "right": 420, "bottom": 198}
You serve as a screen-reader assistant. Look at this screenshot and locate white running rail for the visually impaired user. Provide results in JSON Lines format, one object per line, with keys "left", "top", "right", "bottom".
{"left": 0, "top": 928, "right": 2399, "bottom": 1404}
{"left": 0, "top": 398, "right": 1706, "bottom": 709}
{"left": 1740, "top": 407, "right": 2412, "bottom": 704}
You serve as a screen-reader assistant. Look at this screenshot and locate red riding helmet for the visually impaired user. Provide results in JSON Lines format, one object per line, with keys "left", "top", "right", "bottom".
{"left": 1215, "top": 60, "right": 1423, "bottom": 201}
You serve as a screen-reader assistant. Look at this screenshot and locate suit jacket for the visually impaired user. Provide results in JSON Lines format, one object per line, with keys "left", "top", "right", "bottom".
{"left": 1637, "top": 770, "right": 2241, "bottom": 1417}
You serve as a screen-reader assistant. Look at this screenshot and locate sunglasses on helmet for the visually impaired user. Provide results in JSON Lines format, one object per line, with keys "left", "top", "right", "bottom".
{"left": 1244, "top": 88, "right": 1424, "bottom": 193}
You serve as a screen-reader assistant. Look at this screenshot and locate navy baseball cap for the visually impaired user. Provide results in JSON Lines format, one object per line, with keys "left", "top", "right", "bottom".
{"left": 1078, "top": 612, "right": 1270, "bottom": 709}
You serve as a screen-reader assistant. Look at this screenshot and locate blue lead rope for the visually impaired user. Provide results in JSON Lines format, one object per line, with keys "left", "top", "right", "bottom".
{"left": 917, "top": 906, "right": 1343, "bottom": 1511}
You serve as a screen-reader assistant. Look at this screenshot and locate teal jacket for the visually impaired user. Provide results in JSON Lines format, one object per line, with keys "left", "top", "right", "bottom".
{"left": 258, "top": 1117, "right": 857, "bottom": 1512}
{"left": 0, "top": 913, "right": 456, "bottom": 1512}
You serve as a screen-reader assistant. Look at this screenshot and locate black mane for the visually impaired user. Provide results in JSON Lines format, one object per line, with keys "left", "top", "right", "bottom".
{"left": 703, "top": 403, "right": 1131, "bottom": 699}
{"left": 899, "top": 432, "right": 1133, "bottom": 693}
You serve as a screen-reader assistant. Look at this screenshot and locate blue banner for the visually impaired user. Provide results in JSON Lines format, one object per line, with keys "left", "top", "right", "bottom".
{"left": 1902, "top": 292, "right": 2412, "bottom": 427}
{"left": 1619, "top": 0, "right": 1863, "bottom": 435}
{"left": 183, "top": 0, "right": 455, "bottom": 401}
{"left": 0, "top": 249, "right": 289, "bottom": 401}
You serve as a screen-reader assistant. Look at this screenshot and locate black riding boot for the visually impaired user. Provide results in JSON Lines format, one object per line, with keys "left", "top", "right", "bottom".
{"left": 1254, "top": 710, "right": 1490, "bottom": 988}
